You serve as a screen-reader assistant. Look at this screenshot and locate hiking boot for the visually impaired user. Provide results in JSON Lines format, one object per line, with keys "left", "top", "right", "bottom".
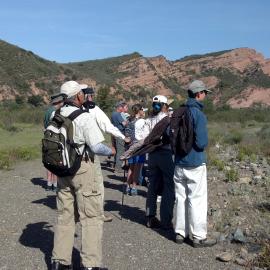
{"left": 192, "top": 237, "right": 217, "bottom": 248}
{"left": 130, "top": 188, "right": 138, "bottom": 196}
{"left": 51, "top": 261, "right": 72, "bottom": 270}
{"left": 146, "top": 216, "right": 161, "bottom": 228}
{"left": 175, "top": 233, "right": 185, "bottom": 244}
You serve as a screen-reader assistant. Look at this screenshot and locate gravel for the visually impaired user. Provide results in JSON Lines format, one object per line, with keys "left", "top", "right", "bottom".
{"left": 0, "top": 159, "right": 242, "bottom": 270}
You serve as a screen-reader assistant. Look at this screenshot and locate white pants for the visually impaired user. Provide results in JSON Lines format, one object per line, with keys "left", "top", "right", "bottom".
{"left": 174, "top": 164, "right": 207, "bottom": 240}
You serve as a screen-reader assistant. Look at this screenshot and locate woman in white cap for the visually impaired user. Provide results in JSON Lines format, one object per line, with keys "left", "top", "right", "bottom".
{"left": 142, "top": 95, "right": 175, "bottom": 229}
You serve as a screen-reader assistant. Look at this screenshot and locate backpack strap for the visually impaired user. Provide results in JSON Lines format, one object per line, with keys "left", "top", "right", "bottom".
{"left": 68, "top": 109, "right": 87, "bottom": 121}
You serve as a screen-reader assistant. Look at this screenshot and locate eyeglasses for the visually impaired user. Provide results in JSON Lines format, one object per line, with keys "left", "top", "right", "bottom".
{"left": 200, "top": 90, "right": 208, "bottom": 95}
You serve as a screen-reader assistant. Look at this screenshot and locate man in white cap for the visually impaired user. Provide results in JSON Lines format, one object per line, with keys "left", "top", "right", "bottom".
{"left": 142, "top": 95, "right": 175, "bottom": 230}
{"left": 174, "top": 80, "right": 216, "bottom": 247}
{"left": 51, "top": 81, "right": 114, "bottom": 270}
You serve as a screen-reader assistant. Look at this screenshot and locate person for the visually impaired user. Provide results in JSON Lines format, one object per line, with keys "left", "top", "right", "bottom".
{"left": 125, "top": 104, "right": 147, "bottom": 196}
{"left": 51, "top": 81, "right": 114, "bottom": 270}
{"left": 174, "top": 80, "right": 217, "bottom": 248}
{"left": 43, "top": 93, "right": 65, "bottom": 192}
{"left": 111, "top": 101, "right": 128, "bottom": 172}
{"left": 82, "top": 87, "right": 130, "bottom": 221}
{"left": 142, "top": 95, "right": 175, "bottom": 229}
{"left": 121, "top": 102, "right": 129, "bottom": 121}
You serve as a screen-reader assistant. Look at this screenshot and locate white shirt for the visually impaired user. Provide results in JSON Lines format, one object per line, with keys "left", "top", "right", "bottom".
{"left": 88, "top": 106, "right": 125, "bottom": 140}
{"left": 141, "top": 112, "right": 168, "bottom": 139}
{"left": 134, "top": 118, "right": 147, "bottom": 141}
{"left": 60, "top": 105, "right": 104, "bottom": 155}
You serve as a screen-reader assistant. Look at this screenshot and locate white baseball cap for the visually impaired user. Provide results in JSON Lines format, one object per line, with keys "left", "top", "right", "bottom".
{"left": 152, "top": 95, "right": 174, "bottom": 105}
{"left": 60, "top": 81, "right": 88, "bottom": 98}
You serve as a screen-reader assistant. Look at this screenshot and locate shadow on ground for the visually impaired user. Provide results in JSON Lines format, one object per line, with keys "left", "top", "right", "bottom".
{"left": 32, "top": 195, "right": 57, "bottom": 210}
{"left": 19, "top": 222, "right": 81, "bottom": 270}
{"left": 104, "top": 199, "right": 146, "bottom": 226}
{"left": 31, "top": 177, "right": 47, "bottom": 189}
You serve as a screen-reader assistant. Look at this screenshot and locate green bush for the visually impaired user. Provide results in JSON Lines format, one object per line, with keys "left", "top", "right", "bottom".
{"left": 0, "top": 105, "right": 44, "bottom": 126}
{"left": 209, "top": 158, "right": 225, "bottom": 171}
{"left": 225, "top": 168, "right": 239, "bottom": 182}
{"left": 224, "top": 130, "right": 243, "bottom": 145}
{"left": 28, "top": 95, "right": 44, "bottom": 107}
{"left": 0, "top": 146, "right": 40, "bottom": 169}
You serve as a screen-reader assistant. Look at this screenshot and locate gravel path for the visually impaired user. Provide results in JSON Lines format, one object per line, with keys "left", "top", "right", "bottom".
{"left": 0, "top": 159, "right": 242, "bottom": 270}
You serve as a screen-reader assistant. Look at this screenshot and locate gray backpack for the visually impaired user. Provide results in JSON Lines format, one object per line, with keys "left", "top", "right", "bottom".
{"left": 42, "top": 108, "right": 86, "bottom": 177}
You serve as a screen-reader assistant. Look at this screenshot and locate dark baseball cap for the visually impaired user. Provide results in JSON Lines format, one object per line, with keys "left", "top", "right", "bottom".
{"left": 82, "top": 87, "right": 95, "bottom": 95}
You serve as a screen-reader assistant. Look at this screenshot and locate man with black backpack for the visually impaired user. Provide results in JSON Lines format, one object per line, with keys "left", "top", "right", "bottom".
{"left": 50, "top": 81, "right": 114, "bottom": 270}
{"left": 173, "top": 80, "right": 217, "bottom": 248}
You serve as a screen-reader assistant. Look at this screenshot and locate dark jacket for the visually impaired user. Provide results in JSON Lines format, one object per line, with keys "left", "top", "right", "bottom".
{"left": 175, "top": 98, "right": 208, "bottom": 167}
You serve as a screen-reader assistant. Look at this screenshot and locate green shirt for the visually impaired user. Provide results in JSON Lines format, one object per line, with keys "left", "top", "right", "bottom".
{"left": 44, "top": 106, "right": 55, "bottom": 128}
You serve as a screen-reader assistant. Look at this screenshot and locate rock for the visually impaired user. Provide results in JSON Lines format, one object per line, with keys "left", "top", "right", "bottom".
{"left": 239, "top": 176, "right": 252, "bottom": 184}
{"left": 218, "top": 233, "right": 226, "bottom": 242}
{"left": 253, "top": 175, "right": 262, "bottom": 184}
{"left": 240, "top": 247, "right": 249, "bottom": 259}
{"left": 233, "top": 228, "right": 246, "bottom": 243}
{"left": 234, "top": 257, "right": 247, "bottom": 266}
{"left": 216, "top": 252, "right": 233, "bottom": 262}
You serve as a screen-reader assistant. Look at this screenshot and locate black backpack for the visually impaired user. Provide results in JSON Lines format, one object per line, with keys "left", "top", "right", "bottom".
{"left": 170, "top": 105, "right": 194, "bottom": 156}
{"left": 42, "top": 108, "right": 87, "bottom": 177}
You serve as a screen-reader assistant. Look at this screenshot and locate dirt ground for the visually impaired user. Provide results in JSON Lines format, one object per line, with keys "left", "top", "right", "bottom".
{"left": 0, "top": 158, "right": 243, "bottom": 270}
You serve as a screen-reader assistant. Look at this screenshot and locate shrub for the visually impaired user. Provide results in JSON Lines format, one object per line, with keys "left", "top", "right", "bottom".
{"left": 224, "top": 130, "right": 243, "bottom": 145}
{"left": 211, "top": 158, "right": 225, "bottom": 171}
{"left": 225, "top": 168, "right": 239, "bottom": 182}
{"left": 251, "top": 240, "right": 270, "bottom": 269}
{"left": 0, "top": 146, "right": 40, "bottom": 170}
{"left": 257, "top": 124, "right": 270, "bottom": 140}
{"left": 28, "top": 95, "right": 43, "bottom": 107}
{"left": 15, "top": 95, "right": 25, "bottom": 105}
{"left": 237, "top": 145, "right": 255, "bottom": 161}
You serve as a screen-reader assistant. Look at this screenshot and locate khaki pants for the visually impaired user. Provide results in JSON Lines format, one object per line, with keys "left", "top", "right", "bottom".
{"left": 52, "top": 160, "right": 104, "bottom": 267}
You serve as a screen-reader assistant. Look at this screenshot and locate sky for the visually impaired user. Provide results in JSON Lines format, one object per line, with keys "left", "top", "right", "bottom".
{"left": 0, "top": 0, "right": 269, "bottom": 63}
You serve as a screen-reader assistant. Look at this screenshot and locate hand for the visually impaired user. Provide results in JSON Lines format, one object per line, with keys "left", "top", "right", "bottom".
{"left": 124, "top": 136, "right": 131, "bottom": 143}
{"left": 110, "top": 146, "right": 116, "bottom": 156}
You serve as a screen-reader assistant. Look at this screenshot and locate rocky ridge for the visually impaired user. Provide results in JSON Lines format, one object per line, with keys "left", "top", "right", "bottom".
{"left": 0, "top": 39, "right": 270, "bottom": 108}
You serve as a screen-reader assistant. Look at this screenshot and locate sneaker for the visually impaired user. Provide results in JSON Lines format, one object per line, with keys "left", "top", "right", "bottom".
{"left": 125, "top": 186, "right": 130, "bottom": 195}
{"left": 156, "top": 196, "right": 162, "bottom": 203}
{"left": 146, "top": 216, "right": 161, "bottom": 228}
{"left": 52, "top": 186, "right": 58, "bottom": 192}
{"left": 192, "top": 237, "right": 217, "bottom": 248}
{"left": 130, "top": 188, "right": 137, "bottom": 196}
{"left": 46, "top": 185, "right": 52, "bottom": 191}
{"left": 175, "top": 233, "right": 185, "bottom": 244}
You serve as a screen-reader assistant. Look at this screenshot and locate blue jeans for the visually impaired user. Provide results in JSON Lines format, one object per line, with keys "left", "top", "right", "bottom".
{"left": 146, "top": 148, "right": 175, "bottom": 227}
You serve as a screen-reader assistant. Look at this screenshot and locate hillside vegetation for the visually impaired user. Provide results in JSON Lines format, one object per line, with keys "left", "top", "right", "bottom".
{"left": 1, "top": 39, "right": 270, "bottom": 108}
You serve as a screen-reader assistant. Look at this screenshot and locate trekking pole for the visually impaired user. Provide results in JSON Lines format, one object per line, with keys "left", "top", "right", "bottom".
{"left": 120, "top": 166, "right": 126, "bottom": 220}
